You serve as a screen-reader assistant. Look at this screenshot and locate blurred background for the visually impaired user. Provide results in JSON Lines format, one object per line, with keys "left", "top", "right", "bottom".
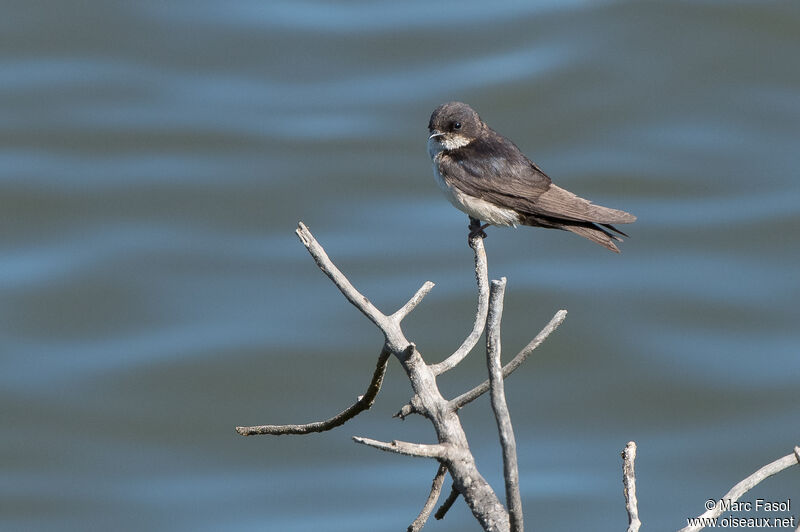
{"left": 1, "top": 1, "right": 798, "bottom": 530}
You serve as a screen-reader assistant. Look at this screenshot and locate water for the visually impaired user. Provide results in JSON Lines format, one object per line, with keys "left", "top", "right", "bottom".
{"left": 2, "top": 1, "right": 798, "bottom": 530}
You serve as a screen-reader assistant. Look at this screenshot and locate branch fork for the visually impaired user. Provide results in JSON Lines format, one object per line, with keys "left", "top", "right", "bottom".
{"left": 236, "top": 222, "right": 567, "bottom": 531}
{"left": 235, "top": 221, "right": 798, "bottom": 531}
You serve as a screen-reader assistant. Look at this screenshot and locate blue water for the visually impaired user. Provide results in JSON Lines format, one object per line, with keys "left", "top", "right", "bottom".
{"left": 1, "top": 1, "right": 798, "bottom": 531}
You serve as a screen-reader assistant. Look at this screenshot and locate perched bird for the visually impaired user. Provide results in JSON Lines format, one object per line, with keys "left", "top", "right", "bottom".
{"left": 427, "top": 101, "right": 636, "bottom": 252}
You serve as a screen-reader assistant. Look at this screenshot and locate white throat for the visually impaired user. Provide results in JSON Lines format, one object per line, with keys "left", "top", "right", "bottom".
{"left": 427, "top": 133, "right": 472, "bottom": 158}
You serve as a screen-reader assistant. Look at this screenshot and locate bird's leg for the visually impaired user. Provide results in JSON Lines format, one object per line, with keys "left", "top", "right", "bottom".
{"left": 468, "top": 217, "right": 488, "bottom": 245}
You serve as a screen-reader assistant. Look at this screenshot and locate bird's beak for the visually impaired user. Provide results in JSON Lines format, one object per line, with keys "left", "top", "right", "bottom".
{"left": 428, "top": 131, "right": 444, "bottom": 140}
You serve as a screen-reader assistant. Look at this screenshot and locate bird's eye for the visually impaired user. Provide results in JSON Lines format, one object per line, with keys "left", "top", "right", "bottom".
{"left": 453, "top": 122, "right": 462, "bottom": 130}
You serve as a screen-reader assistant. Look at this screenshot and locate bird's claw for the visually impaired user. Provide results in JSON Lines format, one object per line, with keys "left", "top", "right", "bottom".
{"left": 468, "top": 218, "right": 488, "bottom": 246}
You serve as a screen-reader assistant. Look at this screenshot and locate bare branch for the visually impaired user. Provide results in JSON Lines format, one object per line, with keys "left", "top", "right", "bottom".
{"left": 678, "top": 445, "right": 800, "bottom": 532}
{"left": 235, "top": 348, "right": 390, "bottom": 436}
{"left": 450, "top": 309, "right": 568, "bottom": 411}
{"left": 430, "top": 233, "right": 489, "bottom": 375}
{"left": 244, "top": 222, "right": 511, "bottom": 531}
{"left": 393, "top": 281, "right": 436, "bottom": 322}
{"left": 295, "top": 222, "right": 389, "bottom": 330}
{"left": 394, "top": 396, "right": 422, "bottom": 420}
{"left": 511, "top": 309, "right": 569, "bottom": 363}
{"left": 435, "top": 484, "right": 460, "bottom": 520}
{"left": 486, "top": 278, "right": 523, "bottom": 532}
{"left": 621, "top": 441, "right": 641, "bottom": 532}
{"left": 353, "top": 436, "right": 451, "bottom": 460}
{"left": 408, "top": 464, "right": 448, "bottom": 532}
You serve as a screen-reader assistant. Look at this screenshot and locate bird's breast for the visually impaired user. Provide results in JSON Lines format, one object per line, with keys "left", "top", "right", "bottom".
{"left": 430, "top": 153, "right": 520, "bottom": 227}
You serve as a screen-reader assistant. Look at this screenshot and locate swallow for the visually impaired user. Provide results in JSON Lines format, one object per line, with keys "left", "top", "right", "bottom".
{"left": 428, "top": 101, "right": 636, "bottom": 252}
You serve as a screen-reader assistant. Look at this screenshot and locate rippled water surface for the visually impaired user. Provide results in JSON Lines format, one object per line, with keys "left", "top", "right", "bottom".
{"left": 2, "top": 2, "right": 799, "bottom": 531}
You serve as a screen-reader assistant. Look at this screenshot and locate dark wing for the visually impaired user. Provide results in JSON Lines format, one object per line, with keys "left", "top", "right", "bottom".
{"left": 442, "top": 132, "right": 552, "bottom": 211}
{"left": 444, "top": 131, "right": 636, "bottom": 224}
{"left": 532, "top": 184, "right": 637, "bottom": 223}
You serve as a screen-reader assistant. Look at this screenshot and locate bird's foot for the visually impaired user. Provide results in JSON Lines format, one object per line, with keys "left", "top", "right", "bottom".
{"left": 468, "top": 217, "right": 488, "bottom": 246}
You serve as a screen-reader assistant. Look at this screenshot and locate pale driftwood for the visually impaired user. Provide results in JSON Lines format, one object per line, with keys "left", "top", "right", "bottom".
{"left": 620, "top": 442, "right": 800, "bottom": 532}
{"left": 393, "top": 281, "right": 436, "bottom": 322}
{"left": 429, "top": 233, "right": 489, "bottom": 375}
{"left": 676, "top": 445, "right": 800, "bottom": 532}
{"left": 236, "top": 347, "right": 390, "bottom": 436}
{"left": 486, "top": 278, "right": 523, "bottom": 532}
{"left": 396, "top": 308, "right": 567, "bottom": 420}
{"left": 236, "top": 222, "right": 569, "bottom": 531}
{"left": 436, "top": 484, "right": 460, "bottom": 520}
{"left": 622, "top": 441, "right": 641, "bottom": 532}
{"left": 353, "top": 436, "right": 452, "bottom": 459}
{"left": 237, "top": 222, "right": 799, "bottom": 531}
{"left": 408, "top": 464, "right": 448, "bottom": 532}
{"left": 451, "top": 309, "right": 568, "bottom": 411}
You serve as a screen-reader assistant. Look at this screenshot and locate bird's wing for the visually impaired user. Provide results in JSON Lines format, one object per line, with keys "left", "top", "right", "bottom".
{"left": 441, "top": 135, "right": 552, "bottom": 212}
{"left": 444, "top": 135, "right": 636, "bottom": 224}
{"left": 531, "top": 184, "right": 637, "bottom": 224}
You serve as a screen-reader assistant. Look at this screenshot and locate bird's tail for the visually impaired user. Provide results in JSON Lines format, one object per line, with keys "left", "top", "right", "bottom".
{"left": 562, "top": 223, "right": 624, "bottom": 253}
{"left": 520, "top": 212, "right": 632, "bottom": 253}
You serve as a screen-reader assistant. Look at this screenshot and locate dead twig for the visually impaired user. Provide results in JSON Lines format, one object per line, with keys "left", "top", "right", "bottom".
{"left": 352, "top": 436, "right": 452, "bottom": 460}
{"left": 621, "top": 441, "right": 641, "bottom": 532}
{"left": 430, "top": 232, "right": 489, "bottom": 375}
{"left": 486, "top": 278, "right": 523, "bottom": 532}
{"left": 235, "top": 348, "right": 391, "bottom": 436}
{"left": 435, "top": 484, "right": 460, "bottom": 520}
{"left": 408, "top": 464, "right": 448, "bottom": 532}
{"left": 451, "top": 309, "right": 567, "bottom": 411}
{"left": 678, "top": 445, "right": 800, "bottom": 532}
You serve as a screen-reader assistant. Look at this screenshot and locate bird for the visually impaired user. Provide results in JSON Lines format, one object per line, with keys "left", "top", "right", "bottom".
{"left": 427, "top": 101, "right": 636, "bottom": 252}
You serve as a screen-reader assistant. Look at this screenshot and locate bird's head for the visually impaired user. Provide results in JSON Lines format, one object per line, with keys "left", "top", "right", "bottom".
{"left": 428, "top": 101, "right": 484, "bottom": 151}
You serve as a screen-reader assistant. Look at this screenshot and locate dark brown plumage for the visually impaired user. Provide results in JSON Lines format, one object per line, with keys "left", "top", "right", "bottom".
{"left": 427, "top": 101, "right": 636, "bottom": 252}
